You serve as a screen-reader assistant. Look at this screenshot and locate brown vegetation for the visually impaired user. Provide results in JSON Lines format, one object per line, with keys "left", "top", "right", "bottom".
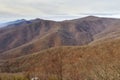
{"left": 1, "top": 38, "right": 120, "bottom": 80}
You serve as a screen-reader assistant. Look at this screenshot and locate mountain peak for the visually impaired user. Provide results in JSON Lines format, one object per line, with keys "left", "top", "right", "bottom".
{"left": 81, "top": 16, "right": 100, "bottom": 20}
{"left": 69, "top": 16, "right": 100, "bottom": 22}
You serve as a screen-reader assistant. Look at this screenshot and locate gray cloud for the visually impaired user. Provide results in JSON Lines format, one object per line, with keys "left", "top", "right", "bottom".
{"left": 0, "top": 11, "right": 23, "bottom": 18}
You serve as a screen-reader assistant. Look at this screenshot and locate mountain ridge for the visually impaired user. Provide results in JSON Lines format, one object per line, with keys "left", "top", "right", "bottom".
{"left": 0, "top": 16, "right": 120, "bottom": 59}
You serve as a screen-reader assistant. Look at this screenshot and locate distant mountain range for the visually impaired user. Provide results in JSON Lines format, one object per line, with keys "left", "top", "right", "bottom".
{"left": 0, "top": 16, "right": 120, "bottom": 79}
{"left": 0, "top": 19, "right": 26, "bottom": 28}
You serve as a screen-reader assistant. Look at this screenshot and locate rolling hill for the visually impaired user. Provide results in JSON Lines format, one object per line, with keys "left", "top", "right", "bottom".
{"left": 1, "top": 37, "right": 120, "bottom": 80}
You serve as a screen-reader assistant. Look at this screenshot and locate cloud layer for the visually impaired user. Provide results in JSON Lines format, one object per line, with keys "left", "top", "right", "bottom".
{"left": 0, "top": 0, "right": 120, "bottom": 22}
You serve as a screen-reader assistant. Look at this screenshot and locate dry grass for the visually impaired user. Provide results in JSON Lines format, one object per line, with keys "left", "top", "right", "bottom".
{"left": 1, "top": 39, "right": 120, "bottom": 80}
{"left": 0, "top": 73, "right": 29, "bottom": 80}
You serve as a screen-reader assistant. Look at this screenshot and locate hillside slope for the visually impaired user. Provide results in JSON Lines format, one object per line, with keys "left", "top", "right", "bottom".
{"left": 1, "top": 38, "right": 120, "bottom": 80}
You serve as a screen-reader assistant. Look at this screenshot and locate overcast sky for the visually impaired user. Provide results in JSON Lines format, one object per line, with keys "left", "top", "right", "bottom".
{"left": 0, "top": 0, "right": 120, "bottom": 23}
